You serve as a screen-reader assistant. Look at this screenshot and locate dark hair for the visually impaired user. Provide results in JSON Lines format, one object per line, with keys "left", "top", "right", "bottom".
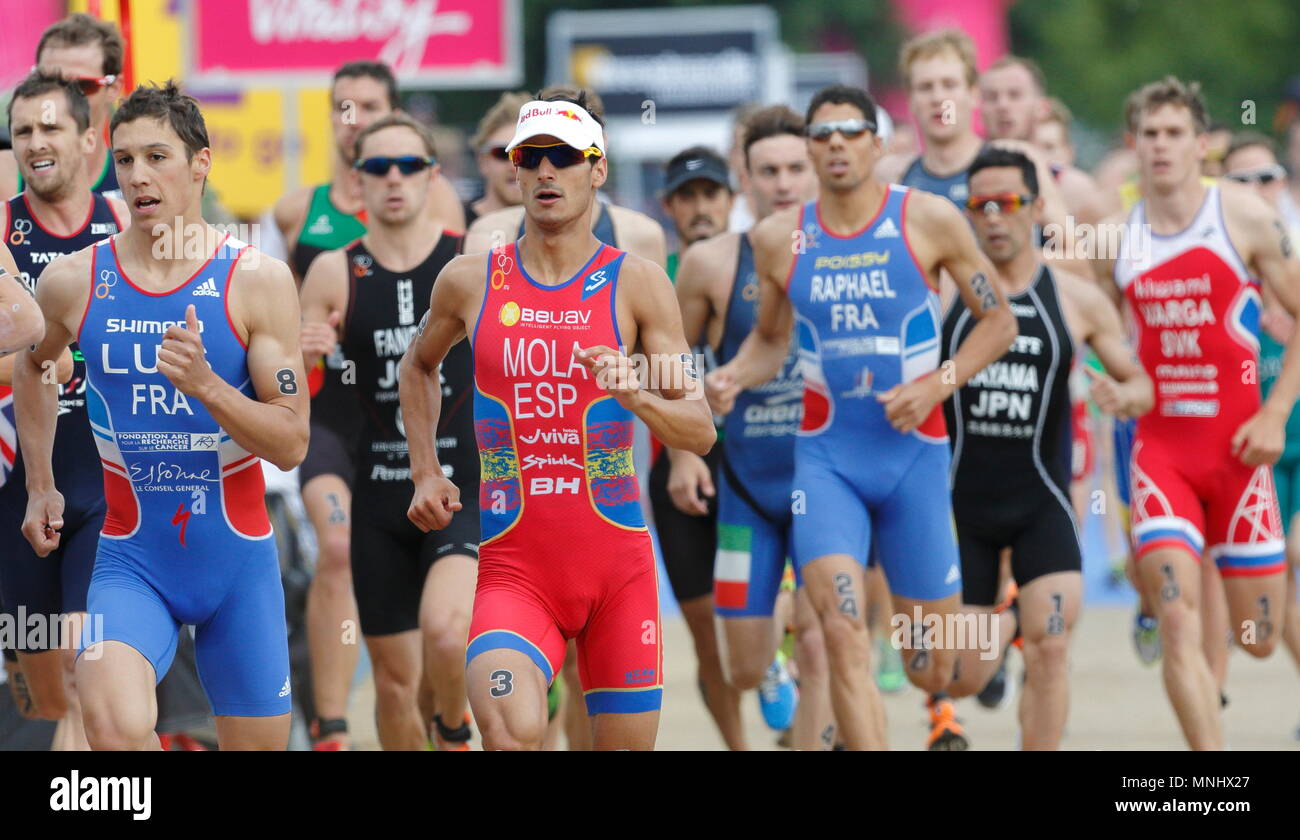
{"left": 333, "top": 61, "right": 399, "bottom": 110}
{"left": 806, "top": 84, "right": 877, "bottom": 128}
{"left": 110, "top": 80, "right": 210, "bottom": 161}
{"left": 967, "top": 146, "right": 1039, "bottom": 196}
{"left": 985, "top": 55, "right": 1047, "bottom": 95}
{"left": 354, "top": 113, "right": 438, "bottom": 161}
{"left": 1225, "top": 131, "right": 1279, "bottom": 163}
{"left": 37, "top": 13, "right": 124, "bottom": 77}
{"left": 743, "top": 105, "right": 805, "bottom": 168}
{"left": 7, "top": 69, "right": 91, "bottom": 134}
{"left": 537, "top": 85, "right": 606, "bottom": 129}
{"left": 1125, "top": 76, "right": 1210, "bottom": 135}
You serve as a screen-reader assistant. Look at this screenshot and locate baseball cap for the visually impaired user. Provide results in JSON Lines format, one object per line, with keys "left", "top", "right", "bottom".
{"left": 505, "top": 100, "right": 605, "bottom": 157}
{"left": 663, "top": 147, "right": 731, "bottom": 197}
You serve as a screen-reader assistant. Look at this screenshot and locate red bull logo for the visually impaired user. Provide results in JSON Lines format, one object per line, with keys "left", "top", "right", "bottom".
{"left": 556, "top": 109, "right": 582, "bottom": 122}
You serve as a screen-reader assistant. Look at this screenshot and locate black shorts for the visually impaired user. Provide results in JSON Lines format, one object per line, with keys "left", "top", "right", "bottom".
{"left": 954, "top": 495, "right": 1082, "bottom": 607}
{"left": 0, "top": 491, "right": 102, "bottom": 651}
{"left": 351, "top": 479, "right": 480, "bottom": 636}
{"left": 649, "top": 444, "right": 721, "bottom": 604}
{"left": 299, "top": 420, "right": 357, "bottom": 490}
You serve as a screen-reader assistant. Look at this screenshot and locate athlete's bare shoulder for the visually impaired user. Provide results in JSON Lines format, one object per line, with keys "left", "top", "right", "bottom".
{"left": 605, "top": 204, "right": 667, "bottom": 266}
{"left": 34, "top": 245, "right": 95, "bottom": 326}
{"left": 465, "top": 205, "right": 526, "bottom": 254}
{"left": 678, "top": 231, "right": 740, "bottom": 283}
{"left": 107, "top": 196, "right": 132, "bottom": 230}
{"left": 428, "top": 174, "right": 467, "bottom": 235}
{"left": 0, "top": 151, "right": 17, "bottom": 201}
{"left": 1055, "top": 265, "right": 1111, "bottom": 315}
{"left": 902, "top": 186, "right": 966, "bottom": 239}
{"left": 874, "top": 152, "right": 912, "bottom": 185}
{"left": 614, "top": 250, "right": 673, "bottom": 289}
{"left": 1219, "top": 178, "right": 1275, "bottom": 226}
{"left": 273, "top": 185, "right": 314, "bottom": 243}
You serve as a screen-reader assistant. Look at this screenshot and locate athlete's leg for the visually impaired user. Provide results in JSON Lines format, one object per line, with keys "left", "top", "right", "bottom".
{"left": 363, "top": 631, "right": 425, "bottom": 749}
{"left": 213, "top": 713, "right": 292, "bottom": 750}
{"left": 468, "top": 649, "right": 549, "bottom": 750}
{"left": 802, "top": 556, "right": 883, "bottom": 749}
{"left": 13, "top": 649, "right": 67, "bottom": 721}
{"left": 1222, "top": 570, "right": 1288, "bottom": 660}
{"left": 590, "top": 710, "right": 659, "bottom": 750}
{"left": 78, "top": 641, "right": 161, "bottom": 751}
{"left": 1016, "top": 571, "right": 1081, "bottom": 749}
{"left": 790, "top": 587, "right": 834, "bottom": 750}
{"left": 679, "top": 593, "right": 745, "bottom": 749}
{"left": 719, "top": 616, "right": 775, "bottom": 690}
{"left": 1285, "top": 548, "right": 1300, "bottom": 669}
{"left": 559, "top": 640, "right": 591, "bottom": 749}
{"left": 301, "top": 473, "right": 360, "bottom": 745}
{"left": 1201, "top": 555, "right": 1230, "bottom": 691}
{"left": 417, "top": 552, "right": 476, "bottom": 735}
{"left": 1139, "top": 547, "right": 1221, "bottom": 749}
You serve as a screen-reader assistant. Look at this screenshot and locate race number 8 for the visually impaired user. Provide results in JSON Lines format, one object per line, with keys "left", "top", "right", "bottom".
{"left": 276, "top": 368, "right": 298, "bottom": 395}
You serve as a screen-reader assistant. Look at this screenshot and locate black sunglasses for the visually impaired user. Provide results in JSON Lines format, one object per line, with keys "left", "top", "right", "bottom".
{"left": 1225, "top": 164, "right": 1286, "bottom": 186}
{"left": 807, "top": 118, "right": 877, "bottom": 141}
{"left": 509, "top": 143, "right": 602, "bottom": 170}
{"left": 354, "top": 155, "right": 436, "bottom": 176}
{"left": 483, "top": 145, "right": 510, "bottom": 161}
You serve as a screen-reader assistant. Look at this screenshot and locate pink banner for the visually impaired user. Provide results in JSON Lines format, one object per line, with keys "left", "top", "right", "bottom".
{"left": 0, "top": 0, "right": 63, "bottom": 91}
{"left": 193, "top": 0, "right": 515, "bottom": 85}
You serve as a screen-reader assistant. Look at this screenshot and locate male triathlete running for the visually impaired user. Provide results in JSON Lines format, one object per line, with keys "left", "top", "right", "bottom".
{"left": 680, "top": 106, "right": 833, "bottom": 750}
{"left": 0, "top": 14, "right": 125, "bottom": 202}
{"left": 0, "top": 71, "right": 126, "bottom": 749}
{"left": 940, "top": 147, "right": 1153, "bottom": 749}
{"left": 466, "top": 92, "right": 531, "bottom": 229}
{"left": 709, "top": 85, "right": 1016, "bottom": 750}
{"left": 1097, "top": 77, "right": 1300, "bottom": 750}
{"left": 275, "top": 60, "right": 464, "bottom": 749}
{"left": 15, "top": 82, "right": 309, "bottom": 750}
{"left": 400, "top": 91, "right": 715, "bottom": 750}
{"left": 300, "top": 113, "right": 478, "bottom": 750}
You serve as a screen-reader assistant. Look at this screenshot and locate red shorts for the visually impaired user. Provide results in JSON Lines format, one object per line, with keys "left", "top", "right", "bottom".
{"left": 466, "top": 529, "right": 663, "bottom": 715}
{"left": 1129, "top": 437, "right": 1286, "bottom": 577}
{"left": 1070, "top": 400, "right": 1093, "bottom": 483}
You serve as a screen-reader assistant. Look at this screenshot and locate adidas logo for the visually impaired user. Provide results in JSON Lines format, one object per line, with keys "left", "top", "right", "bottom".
{"left": 944, "top": 563, "right": 961, "bottom": 585}
{"left": 278, "top": 676, "right": 291, "bottom": 698}
{"left": 192, "top": 278, "right": 220, "bottom": 297}
{"left": 873, "top": 217, "right": 899, "bottom": 239}
{"left": 306, "top": 214, "right": 333, "bottom": 236}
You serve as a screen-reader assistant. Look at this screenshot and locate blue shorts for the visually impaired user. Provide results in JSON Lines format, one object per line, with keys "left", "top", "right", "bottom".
{"left": 792, "top": 440, "right": 961, "bottom": 601}
{"left": 82, "top": 539, "right": 290, "bottom": 717}
{"left": 713, "top": 468, "right": 799, "bottom": 618}
{"left": 1113, "top": 417, "right": 1137, "bottom": 508}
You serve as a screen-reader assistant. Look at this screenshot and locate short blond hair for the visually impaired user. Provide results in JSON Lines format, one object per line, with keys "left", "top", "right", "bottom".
{"left": 353, "top": 113, "right": 437, "bottom": 161}
{"left": 985, "top": 55, "right": 1046, "bottom": 94}
{"left": 471, "top": 91, "right": 531, "bottom": 151}
{"left": 899, "top": 28, "right": 977, "bottom": 89}
{"left": 1125, "top": 76, "right": 1210, "bottom": 134}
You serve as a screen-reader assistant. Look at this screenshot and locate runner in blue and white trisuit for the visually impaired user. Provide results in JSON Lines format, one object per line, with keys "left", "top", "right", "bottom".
{"left": 680, "top": 105, "right": 833, "bottom": 749}
{"left": 709, "top": 85, "right": 1016, "bottom": 750}
{"left": 14, "top": 82, "right": 309, "bottom": 750}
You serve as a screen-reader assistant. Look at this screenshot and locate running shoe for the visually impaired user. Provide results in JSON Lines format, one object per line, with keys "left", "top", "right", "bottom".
{"left": 757, "top": 651, "right": 798, "bottom": 731}
{"left": 926, "top": 696, "right": 969, "bottom": 751}
{"left": 310, "top": 717, "right": 348, "bottom": 751}
{"left": 433, "top": 711, "right": 473, "bottom": 751}
{"left": 875, "top": 634, "right": 906, "bottom": 694}
{"left": 1133, "top": 612, "right": 1161, "bottom": 666}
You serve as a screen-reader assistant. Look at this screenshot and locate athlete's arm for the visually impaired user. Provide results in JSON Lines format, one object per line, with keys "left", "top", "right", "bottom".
{"left": 272, "top": 187, "right": 311, "bottom": 279}
{"left": 883, "top": 191, "right": 1016, "bottom": 433}
{"left": 400, "top": 255, "right": 477, "bottom": 531}
{"left": 575, "top": 256, "right": 715, "bottom": 456}
{"left": 107, "top": 196, "right": 133, "bottom": 230}
{"left": 704, "top": 209, "right": 797, "bottom": 413}
{"left": 0, "top": 247, "right": 44, "bottom": 355}
{"left": 1065, "top": 271, "right": 1153, "bottom": 419}
{"left": 873, "top": 153, "right": 909, "bottom": 185}
{"left": 428, "top": 175, "right": 466, "bottom": 235}
{"left": 0, "top": 152, "right": 17, "bottom": 202}
{"left": 13, "top": 251, "right": 88, "bottom": 556}
{"left": 1089, "top": 210, "right": 1128, "bottom": 308}
{"left": 299, "top": 248, "right": 349, "bottom": 370}
{"left": 1228, "top": 188, "right": 1300, "bottom": 465}
{"left": 165, "top": 254, "right": 310, "bottom": 471}
{"left": 664, "top": 238, "right": 722, "bottom": 516}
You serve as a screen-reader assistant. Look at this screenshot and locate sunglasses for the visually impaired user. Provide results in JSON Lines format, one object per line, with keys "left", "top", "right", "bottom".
{"left": 807, "top": 118, "right": 877, "bottom": 142}
{"left": 509, "top": 143, "right": 602, "bottom": 169}
{"left": 354, "top": 155, "right": 437, "bottom": 176}
{"left": 35, "top": 67, "right": 116, "bottom": 96}
{"left": 965, "top": 193, "right": 1037, "bottom": 214}
{"left": 483, "top": 145, "right": 510, "bottom": 161}
{"left": 1225, "top": 164, "right": 1286, "bottom": 186}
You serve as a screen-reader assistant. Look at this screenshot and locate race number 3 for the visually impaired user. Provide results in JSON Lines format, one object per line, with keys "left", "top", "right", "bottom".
{"left": 275, "top": 368, "right": 298, "bottom": 395}
{"left": 489, "top": 669, "right": 514, "bottom": 698}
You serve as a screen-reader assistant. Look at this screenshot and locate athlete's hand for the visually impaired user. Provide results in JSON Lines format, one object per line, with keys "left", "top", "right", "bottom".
{"left": 22, "top": 488, "right": 65, "bottom": 557}
{"left": 667, "top": 450, "right": 715, "bottom": 516}
{"left": 704, "top": 367, "right": 743, "bottom": 415}
{"left": 1232, "top": 407, "right": 1286, "bottom": 467}
{"left": 1086, "top": 367, "right": 1131, "bottom": 419}
{"left": 301, "top": 311, "right": 341, "bottom": 362}
{"left": 408, "top": 473, "right": 463, "bottom": 531}
{"left": 1260, "top": 307, "right": 1295, "bottom": 345}
{"left": 574, "top": 344, "right": 643, "bottom": 409}
{"left": 877, "top": 373, "right": 948, "bottom": 435}
{"left": 157, "top": 305, "right": 219, "bottom": 400}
